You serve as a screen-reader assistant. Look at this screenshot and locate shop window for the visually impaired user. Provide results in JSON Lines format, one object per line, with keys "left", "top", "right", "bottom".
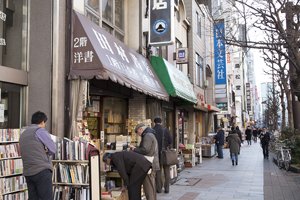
{"left": 103, "top": 97, "right": 127, "bottom": 144}
{"left": 0, "top": 0, "right": 26, "bottom": 70}
{"left": 114, "top": 0, "right": 124, "bottom": 30}
{"left": 0, "top": 82, "right": 21, "bottom": 128}
{"left": 196, "top": 53, "right": 204, "bottom": 87}
{"left": 102, "top": 0, "right": 113, "bottom": 24}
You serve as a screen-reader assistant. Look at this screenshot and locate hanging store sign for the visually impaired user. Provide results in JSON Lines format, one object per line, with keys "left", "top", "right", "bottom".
{"left": 176, "top": 48, "right": 188, "bottom": 64}
{"left": 149, "top": 0, "right": 174, "bottom": 46}
{"left": 214, "top": 20, "right": 227, "bottom": 85}
{"left": 0, "top": 10, "right": 6, "bottom": 46}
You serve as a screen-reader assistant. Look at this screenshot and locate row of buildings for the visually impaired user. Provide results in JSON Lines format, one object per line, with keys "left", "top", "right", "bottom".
{"left": 0, "top": 0, "right": 259, "bottom": 149}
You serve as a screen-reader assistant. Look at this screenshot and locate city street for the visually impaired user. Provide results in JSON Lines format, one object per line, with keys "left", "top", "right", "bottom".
{"left": 158, "top": 142, "right": 300, "bottom": 200}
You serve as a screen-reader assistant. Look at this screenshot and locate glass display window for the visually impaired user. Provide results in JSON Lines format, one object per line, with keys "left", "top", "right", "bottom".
{"left": 0, "top": 0, "right": 27, "bottom": 70}
{"left": 0, "top": 82, "right": 21, "bottom": 128}
{"left": 103, "top": 97, "right": 127, "bottom": 143}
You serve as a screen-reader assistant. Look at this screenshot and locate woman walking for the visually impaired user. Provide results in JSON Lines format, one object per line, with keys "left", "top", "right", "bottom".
{"left": 227, "top": 130, "right": 241, "bottom": 166}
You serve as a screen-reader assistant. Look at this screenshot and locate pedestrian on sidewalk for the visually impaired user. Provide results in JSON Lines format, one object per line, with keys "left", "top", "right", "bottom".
{"left": 235, "top": 126, "right": 243, "bottom": 145}
{"left": 152, "top": 116, "right": 172, "bottom": 194}
{"left": 259, "top": 127, "right": 271, "bottom": 159}
{"left": 214, "top": 126, "right": 225, "bottom": 158}
{"left": 129, "top": 123, "right": 159, "bottom": 200}
{"left": 245, "top": 126, "right": 252, "bottom": 145}
{"left": 103, "top": 151, "right": 152, "bottom": 200}
{"left": 252, "top": 127, "right": 258, "bottom": 143}
{"left": 227, "top": 130, "right": 241, "bottom": 165}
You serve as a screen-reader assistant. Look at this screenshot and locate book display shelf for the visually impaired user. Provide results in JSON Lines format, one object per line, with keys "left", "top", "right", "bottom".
{"left": 52, "top": 137, "right": 100, "bottom": 200}
{"left": 0, "top": 129, "right": 28, "bottom": 200}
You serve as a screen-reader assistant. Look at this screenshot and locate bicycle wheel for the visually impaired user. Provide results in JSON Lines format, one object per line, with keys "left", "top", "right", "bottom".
{"left": 284, "top": 150, "right": 291, "bottom": 171}
{"left": 276, "top": 151, "right": 284, "bottom": 169}
{"left": 284, "top": 160, "right": 290, "bottom": 171}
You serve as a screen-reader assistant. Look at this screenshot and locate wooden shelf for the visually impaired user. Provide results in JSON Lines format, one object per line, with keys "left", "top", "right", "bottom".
{"left": 2, "top": 188, "right": 27, "bottom": 195}
{"left": 0, "top": 141, "right": 19, "bottom": 144}
{"left": 0, "top": 172, "right": 23, "bottom": 178}
{"left": 53, "top": 182, "right": 90, "bottom": 187}
{"left": 0, "top": 156, "right": 21, "bottom": 161}
{"left": 52, "top": 160, "right": 89, "bottom": 164}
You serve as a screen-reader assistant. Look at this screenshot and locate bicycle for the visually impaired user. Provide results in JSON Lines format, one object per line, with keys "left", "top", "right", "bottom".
{"left": 275, "top": 140, "right": 291, "bottom": 171}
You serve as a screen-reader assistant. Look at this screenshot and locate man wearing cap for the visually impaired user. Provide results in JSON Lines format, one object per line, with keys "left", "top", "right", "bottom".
{"left": 152, "top": 116, "right": 172, "bottom": 194}
{"left": 129, "top": 123, "right": 159, "bottom": 200}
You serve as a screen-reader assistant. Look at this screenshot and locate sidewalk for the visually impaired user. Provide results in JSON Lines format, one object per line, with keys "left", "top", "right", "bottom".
{"left": 157, "top": 141, "right": 300, "bottom": 200}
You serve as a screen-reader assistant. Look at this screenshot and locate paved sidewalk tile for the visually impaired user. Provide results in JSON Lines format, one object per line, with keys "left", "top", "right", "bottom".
{"left": 157, "top": 142, "right": 300, "bottom": 200}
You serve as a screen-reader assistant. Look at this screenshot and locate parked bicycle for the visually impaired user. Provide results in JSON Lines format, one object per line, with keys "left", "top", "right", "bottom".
{"left": 275, "top": 140, "right": 292, "bottom": 171}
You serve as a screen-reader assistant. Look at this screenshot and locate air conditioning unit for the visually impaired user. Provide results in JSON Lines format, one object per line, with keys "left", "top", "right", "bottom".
{"left": 204, "top": 80, "right": 209, "bottom": 87}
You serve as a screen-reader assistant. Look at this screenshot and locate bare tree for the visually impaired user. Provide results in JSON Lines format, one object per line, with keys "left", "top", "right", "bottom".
{"left": 214, "top": 0, "right": 300, "bottom": 128}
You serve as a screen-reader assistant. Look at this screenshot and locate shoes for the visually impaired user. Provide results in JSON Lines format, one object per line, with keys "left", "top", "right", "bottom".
{"left": 157, "top": 190, "right": 162, "bottom": 193}
{"left": 232, "top": 160, "right": 234, "bottom": 166}
{"left": 217, "top": 156, "right": 224, "bottom": 159}
{"left": 236, "top": 161, "right": 238, "bottom": 165}
{"left": 164, "top": 190, "right": 169, "bottom": 194}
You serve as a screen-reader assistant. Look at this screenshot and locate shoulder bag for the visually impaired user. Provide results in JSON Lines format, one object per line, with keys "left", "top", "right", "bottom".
{"left": 161, "top": 128, "right": 178, "bottom": 166}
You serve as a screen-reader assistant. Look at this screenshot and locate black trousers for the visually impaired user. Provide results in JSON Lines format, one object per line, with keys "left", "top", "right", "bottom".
{"left": 128, "top": 167, "right": 148, "bottom": 200}
{"left": 25, "top": 169, "right": 53, "bottom": 200}
{"left": 262, "top": 143, "right": 269, "bottom": 158}
{"left": 155, "top": 164, "right": 170, "bottom": 193}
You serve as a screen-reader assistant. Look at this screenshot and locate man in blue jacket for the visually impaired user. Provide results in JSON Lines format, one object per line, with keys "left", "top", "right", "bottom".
{"left": 214, "top": 126, "right": 225, "bottom": 158}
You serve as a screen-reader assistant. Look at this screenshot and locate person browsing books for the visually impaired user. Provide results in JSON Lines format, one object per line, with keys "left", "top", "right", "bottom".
{"left": 19, "top": 111, "right": 56, "bottom": 200}
{"left": 103, "top": 151, "right": 152, "bottom": 200}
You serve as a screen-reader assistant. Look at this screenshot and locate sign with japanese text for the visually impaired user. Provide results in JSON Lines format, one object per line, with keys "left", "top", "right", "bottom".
{"left": 0, "top": 9, "right": 6, "bottom": 46}
{"left": 214, "top": 20, "right": 226, "bottom": 85}
{"left": 246, "top": 83, "right": 251, "bottom": 111}
{"left": 70, "top": 11, "right": 169, "bottom": 101}
{"left": 149, "top": 0, "right": 174, "bottom": 46}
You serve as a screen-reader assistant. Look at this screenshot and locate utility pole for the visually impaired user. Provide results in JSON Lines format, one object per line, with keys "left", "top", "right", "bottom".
{"left": 282, "top": 2, "right": 300, "bottom": 130}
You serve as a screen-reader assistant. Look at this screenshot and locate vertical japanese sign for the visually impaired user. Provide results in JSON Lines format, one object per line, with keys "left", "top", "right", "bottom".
{"left": 246, "top": 83, "right": 251, "bottom": 111}
{"left": 214, "top": 20, "right": 226, "bottom": 85}
{"left": 149, "top": 0, "right": 174, "bottom": 46}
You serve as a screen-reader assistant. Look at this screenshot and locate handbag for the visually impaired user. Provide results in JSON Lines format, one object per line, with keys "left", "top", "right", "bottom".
{"left": 161, "top": 128, "right": 178, "bottom": 165}
{"left": 161, "top": 148, "right": 178, "bottom": 165}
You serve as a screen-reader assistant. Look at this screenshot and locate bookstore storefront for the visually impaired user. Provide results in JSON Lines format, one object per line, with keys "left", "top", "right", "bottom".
{"left": 68, "top": 11, "right": 168, "bottom": 143}
{"left": 0, "top": 0, "right": 28, "bottom": 129}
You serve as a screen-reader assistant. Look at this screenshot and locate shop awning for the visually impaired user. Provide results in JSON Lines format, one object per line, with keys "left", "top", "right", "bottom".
{"left": 69, "top": 11, "right": 169, "bottom": 101}
{"left": 150, "top": 56, "right": 197, "bottom": 104}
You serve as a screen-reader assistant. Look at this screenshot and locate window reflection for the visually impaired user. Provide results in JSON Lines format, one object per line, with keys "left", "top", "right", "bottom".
{"left": 114, "top": 0, "right": 123, "bottom": 30}
{"left": 87, "top": 0, "right": 99, "bottom": 12}
{"left": 0, "top": 0, "right": 24, "bottom": 70}
{"left": 102, "top": 0, "right": 113, "bottom": 24}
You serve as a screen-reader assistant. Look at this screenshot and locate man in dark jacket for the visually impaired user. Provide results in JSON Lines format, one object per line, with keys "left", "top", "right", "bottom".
{"left": 103, "top": 151, "right": 152, "bottom": 200}
{"left": 214, "top": 126, "right": 225, "bottom": 158}
{"left": 259, "top": 127, "right": 271, "bottom": 159}
{"left": 152, "top": 116, "right": 172, "bottom": 193}
{"left": 129, "top": 123, "right": 159, "bottom": 200}
{"left": 245, "top": 126, "right": 252, "bottom": 145}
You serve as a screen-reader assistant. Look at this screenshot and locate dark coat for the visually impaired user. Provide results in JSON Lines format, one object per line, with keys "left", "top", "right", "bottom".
{"left": 245, "top": 128, "right": 252, "bottom": 140}
{"left": 214, "top": 130, "right": 225, "bottom": 145}
{"left": 227, "top": 133, "right": 241, "bottom": 154}
{"left": 153, "top": 124, "right": 172, "bottom": 162}
{"left": 111, "top": 151, "right": 152, "bottom": 187}
{"left": 259, "top": 131, "right": 271, "bottom": 145}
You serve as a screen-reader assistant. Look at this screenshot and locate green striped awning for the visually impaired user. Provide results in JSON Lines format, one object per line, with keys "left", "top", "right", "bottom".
{"left": 150, "top": 56, "right": 197, "bottom": 104}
